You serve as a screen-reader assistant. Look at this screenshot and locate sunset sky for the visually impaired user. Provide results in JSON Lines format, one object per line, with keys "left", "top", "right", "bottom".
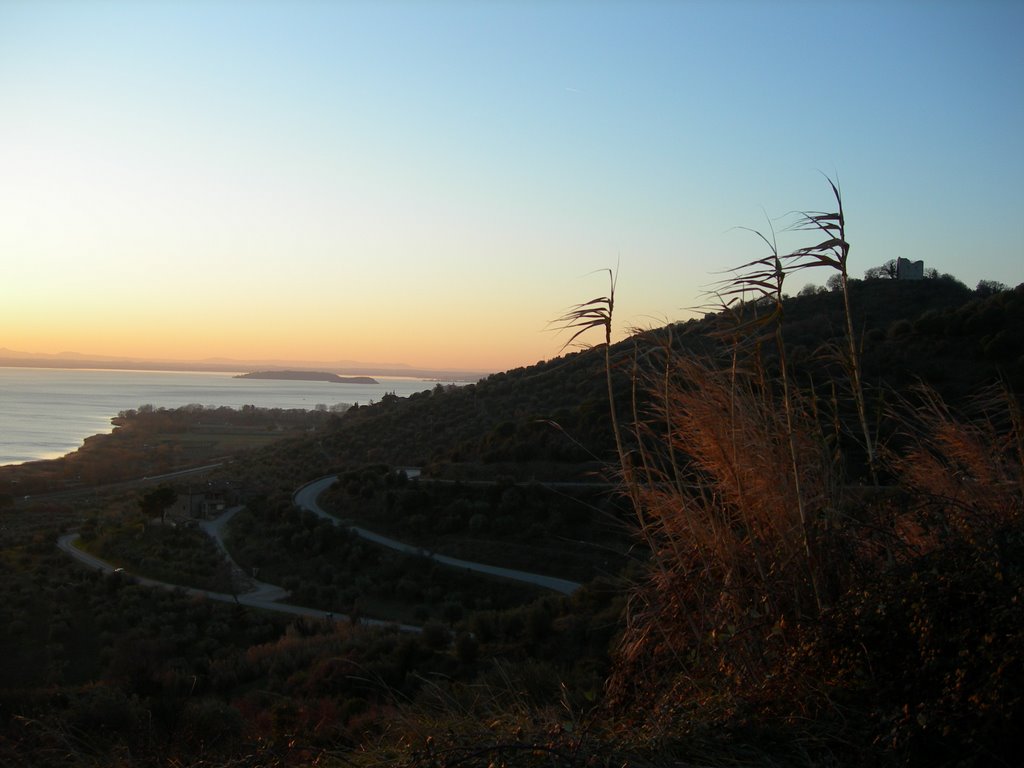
{"left": 2, "top": 1, "right": 1022, "bottom": 373}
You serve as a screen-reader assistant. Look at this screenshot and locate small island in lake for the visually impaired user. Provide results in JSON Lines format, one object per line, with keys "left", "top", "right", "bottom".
{"left": 234, "top": 370, "right": 378, "bottom": 384}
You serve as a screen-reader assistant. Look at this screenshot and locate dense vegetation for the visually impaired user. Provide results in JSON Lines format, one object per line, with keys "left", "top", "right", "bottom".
{"left": 317, "top": 466, "right": 630, "bottom": 581}
{"left": 223, "top": 497, "right": 552, "bottom": 624}
{"left": 83, "top": 521, "right": 235, "bottom": 593}
{"left": 2, "top": 187, "right": 1022, "bottom": 765}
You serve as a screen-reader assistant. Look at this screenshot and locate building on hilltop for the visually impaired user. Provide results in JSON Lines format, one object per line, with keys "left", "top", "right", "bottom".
{"left": 897, "top": 257, "right": 925, "bottom": 280}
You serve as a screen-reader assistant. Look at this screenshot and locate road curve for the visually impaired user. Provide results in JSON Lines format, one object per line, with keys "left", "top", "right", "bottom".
{"left": 293, "top": 476, "right": 582, "bottom": 595}
{"left": 56, "top": 532, "right": 420, "bottom": 633}
{"left": 55, "top": 471, "right": 582, "bottom": 635}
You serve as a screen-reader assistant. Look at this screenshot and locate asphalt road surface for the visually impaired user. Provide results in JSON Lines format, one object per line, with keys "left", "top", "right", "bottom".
{"left": 55, "top": 471, "right": 581, "bottom": 635}
{"left": 56, "top": 531, "right": 420, "bottom": 632}
{"left": 293, "top": 475, "right": 582, "bottom": 595}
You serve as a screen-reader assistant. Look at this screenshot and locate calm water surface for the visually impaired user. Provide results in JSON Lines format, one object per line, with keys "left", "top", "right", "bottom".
{"left": 0, "top": 367, "right": 447, "bottom": 466}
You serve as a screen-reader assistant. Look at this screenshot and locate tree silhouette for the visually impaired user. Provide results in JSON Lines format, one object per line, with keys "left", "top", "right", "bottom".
{"left": 140, "top": 486, "right": 177, "bottom": 525}
{"left": 864, "top": 258, "right": 898, "bottom": 279}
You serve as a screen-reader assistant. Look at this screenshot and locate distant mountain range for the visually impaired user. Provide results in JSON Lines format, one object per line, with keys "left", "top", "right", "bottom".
{"left": 0, "top": 348, "right": 489, "bottom": 382}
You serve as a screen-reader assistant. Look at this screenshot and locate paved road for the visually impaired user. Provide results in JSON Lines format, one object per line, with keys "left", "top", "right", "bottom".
{"left": 56, "top": 531, "right": 420, "bottom": 632}
{"left": 293, "top": 476, "right": 582, "bottom": 595}
{"left": 56, "top": 470, "right": 582, "bottom": 636}
{"left": 197, "top": 506, "right": 290, "bottom": 602}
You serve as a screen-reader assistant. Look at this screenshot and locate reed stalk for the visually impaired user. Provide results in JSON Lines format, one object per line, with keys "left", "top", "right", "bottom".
{"left": 550, "top": 268, "right": 638, "bottom": 508}
{"left": 784, "top": 177, "right": 877, "bottom": 483}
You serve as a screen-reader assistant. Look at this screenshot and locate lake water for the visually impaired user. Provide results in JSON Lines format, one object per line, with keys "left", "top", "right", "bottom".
{"left": 0, "top": 367, "right": 452, "bottom": 466}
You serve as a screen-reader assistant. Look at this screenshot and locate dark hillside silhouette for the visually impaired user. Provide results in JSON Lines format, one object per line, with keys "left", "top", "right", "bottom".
{"left": 2, "top": 267, "right": 1020, "bottom": 767}
{"left": 254, "top": 278, "right": 1022, "bottom": 487}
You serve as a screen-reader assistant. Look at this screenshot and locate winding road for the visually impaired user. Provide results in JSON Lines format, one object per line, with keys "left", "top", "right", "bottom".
{"left": 57, "top": 530, "right": 421, "bottom": 631}
{"left": 57, "top": 474, "right": 581, "bottom": 632}
{"left": 293, "top": 476, "right": 581, "bottom": 594}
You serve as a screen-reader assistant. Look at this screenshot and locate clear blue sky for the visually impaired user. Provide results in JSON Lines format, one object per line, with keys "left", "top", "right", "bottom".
{"left": 1, "top": 0, "right": 1021, "bottom": 371}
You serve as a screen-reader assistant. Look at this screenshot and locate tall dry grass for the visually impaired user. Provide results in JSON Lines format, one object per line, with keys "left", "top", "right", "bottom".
{"left": 610, "top": 356, "right": 843, "bottom": 704}
{"left": 784, "top": 178, "right": 877, "bottom": 482}
{"left": 885, "top": 383, "right": 1023, "bottom": 553}
{"left": 589, "top": 180, "right": 1021, "bottom": 726}
{"left": 550, "top": 267, "right": 641, "bottom": 513}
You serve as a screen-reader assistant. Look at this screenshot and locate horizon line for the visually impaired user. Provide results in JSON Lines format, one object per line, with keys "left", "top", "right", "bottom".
{"left": 0, "top": 351, "right": 494, "bottom": 380}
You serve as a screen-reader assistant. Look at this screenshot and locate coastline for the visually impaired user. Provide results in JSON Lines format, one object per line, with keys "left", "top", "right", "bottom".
{"left": 0, "top": 368, "right": 455, "bottom": 468}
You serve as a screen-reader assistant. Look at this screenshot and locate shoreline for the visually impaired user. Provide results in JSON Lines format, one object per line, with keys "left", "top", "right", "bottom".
{"left": 0, "top": 368, "right": 468, "bottom": 468}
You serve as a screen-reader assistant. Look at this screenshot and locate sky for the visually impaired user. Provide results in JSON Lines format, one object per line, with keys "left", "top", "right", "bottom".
{"left": 1, "top": 0, "right": 1022, "bottom": 373}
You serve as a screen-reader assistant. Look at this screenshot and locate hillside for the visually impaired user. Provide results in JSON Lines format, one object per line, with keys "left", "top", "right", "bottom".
{"left": 250, "top": 276, "right": 1021, "bottom": 482}
{"left": 1, "top": 276, "right": 1022, "bottom": 767}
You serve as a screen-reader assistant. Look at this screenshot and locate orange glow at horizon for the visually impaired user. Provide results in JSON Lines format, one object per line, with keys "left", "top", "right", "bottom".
{"left": 1, "top": 2, "right": 1022, "bottom": 384}
{"left": 2, "top": 302, "right": 573, "bottom": 372}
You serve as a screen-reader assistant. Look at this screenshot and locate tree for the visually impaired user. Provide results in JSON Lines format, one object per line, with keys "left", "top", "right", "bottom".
{"left": 140, "top": 486, "right": 177, "bottom": 525}
{"left": 798, "top": 283, "right": 824, "bottom": 297}
{"left": 976, "top": 279, "right": 1009, "bottom": 297}
{"left": 864, "top": 259, "right": 898, "bottom": 279}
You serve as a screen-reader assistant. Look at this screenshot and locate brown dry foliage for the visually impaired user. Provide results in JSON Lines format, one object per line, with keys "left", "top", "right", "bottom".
{"left": 886, "top": 383, "right": 1023, "bottom": 551}
{"left": 609, "top": 355, "right": 846, "bottom": 704}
